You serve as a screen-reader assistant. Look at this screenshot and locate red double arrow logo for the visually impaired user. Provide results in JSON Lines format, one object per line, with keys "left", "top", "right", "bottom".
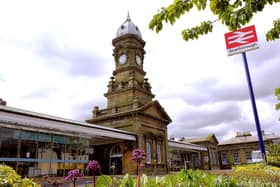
{"left": 224, "top": 25, "right": 258, "bottom": 49}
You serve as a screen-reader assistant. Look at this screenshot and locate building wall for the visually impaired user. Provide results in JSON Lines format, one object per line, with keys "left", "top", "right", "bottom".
{"left": 219, "top": 141, "right": 272, "bottom": 169}
{"left": 189, "top": 140, "right": 220, "bottom": 169}
{"left": 168, "top": 150, "right": 206, "bottom": 171}
{"left": 89, "top": 111, "right": 169, "bottom": 175}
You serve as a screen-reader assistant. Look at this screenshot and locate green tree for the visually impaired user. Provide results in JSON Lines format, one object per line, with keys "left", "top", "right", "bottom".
{"left": 266, "top": 143, "right": 280, "bottom": 165}
{"left": 275, "top": 87, "right": 280, "bottom": 120}
{"left": 149, "top": 0, "right": 280, "bottom": 42}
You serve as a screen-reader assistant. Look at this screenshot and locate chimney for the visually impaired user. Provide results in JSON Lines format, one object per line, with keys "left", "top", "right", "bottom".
{"left": 0, "top": 98, "right": 7, "bottom": 106}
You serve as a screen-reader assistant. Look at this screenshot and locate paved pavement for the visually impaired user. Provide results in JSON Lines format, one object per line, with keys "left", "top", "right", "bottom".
{"left": 40, "top": 177, "right": 93, "bottom": 187}
{"left": 42, "top": 180, "right": 92, "bottom": 187}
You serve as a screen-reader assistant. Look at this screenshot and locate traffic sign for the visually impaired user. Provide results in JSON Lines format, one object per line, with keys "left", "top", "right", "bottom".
{"left": 224, "top": 25, "right": 259, "bottom": 56}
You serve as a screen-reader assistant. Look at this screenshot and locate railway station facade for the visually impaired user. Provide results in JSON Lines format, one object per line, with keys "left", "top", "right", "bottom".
{"left": 0, "top": 15, "right": 208, "bottom": 177}
{"left": 2, "top": 15, "right": 278, "bottom": 178}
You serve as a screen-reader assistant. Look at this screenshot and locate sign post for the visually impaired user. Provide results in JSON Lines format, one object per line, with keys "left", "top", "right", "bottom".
{"left": 224, "top": 25, "right": 266, "bottom": 160}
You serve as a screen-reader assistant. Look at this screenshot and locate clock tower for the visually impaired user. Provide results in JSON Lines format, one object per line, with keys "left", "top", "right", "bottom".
{"left": 87, "top": 14, "right": 171, "bottom": 175}
{"left": 107, "top": 14, "right": 154, "bottom": 108}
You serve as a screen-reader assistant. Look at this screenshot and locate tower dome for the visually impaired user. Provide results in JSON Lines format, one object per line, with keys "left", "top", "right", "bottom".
{"left": 116, "top": 13, "right": 142, "bottom": 38}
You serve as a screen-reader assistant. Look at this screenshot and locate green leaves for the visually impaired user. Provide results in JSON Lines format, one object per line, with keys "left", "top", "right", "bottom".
{"left": 266, "top": 19, "right": 280, "bottom": 41}
{"left": 149, "top": 0, "right": 280, "bottom": 42}
{"left": 181, "top": 21, "right": 213, "bottom": 41}
{"left": 274, "top": 86, "right": 280, "bottom": 120}
{"left": 192, "top": 0, "right": 207, "bottom": 10}
{"left": 96, "top": 175, "right": 112, "bottom": 187}
{"left": 149, "top": 0, "right": 194, "bottom": 33}
{"left": 275, "top": 87, "right": 280, "bottom": 119}
{"left": 0, "top": 164, "right": 40, "bottom": 187}
{"left": 120, "top": 174, "right": 136, "bottom": 187}
{"left": 266, "top": 144, "right": 280, "bottom": 165}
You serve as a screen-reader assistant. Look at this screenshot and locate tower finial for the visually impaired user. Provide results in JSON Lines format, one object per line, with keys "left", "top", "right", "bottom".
{"left": 127, "top": 11, "right": 131, "bottom": 21}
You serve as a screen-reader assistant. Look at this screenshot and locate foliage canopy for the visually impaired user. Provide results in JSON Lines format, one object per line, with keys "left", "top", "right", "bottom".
{"left": 275, "top": 87, "right": 280, "bottom": 121}
{"left": 275, "top": 87, "right": 280, "bottom": 112}
{"left": 266, "top": 143, "right": 280, "bottom": 165}
{"left": 149, "top": 0, "right": 280, "bottom": 42}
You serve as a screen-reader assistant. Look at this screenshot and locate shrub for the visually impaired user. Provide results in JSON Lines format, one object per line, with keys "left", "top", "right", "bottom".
{"left": 231, "top": 163, "right": 280, "bottom": 185}
{"left": 266, "top": 143, "right": 280, "bottom": 165}
{"left": 0, "top": 164, "right": 40, "bottom": 187}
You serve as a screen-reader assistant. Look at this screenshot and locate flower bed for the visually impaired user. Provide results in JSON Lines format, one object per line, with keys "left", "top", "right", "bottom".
{"left": 230, "top": 163, "right": 280, "bottom": 185}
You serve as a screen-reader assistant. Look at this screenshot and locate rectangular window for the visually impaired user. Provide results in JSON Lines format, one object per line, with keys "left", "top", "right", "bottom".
{"left": 146, "top": 142, "right": 151, "bottom": 164}
{"left": 233, "top": 151, "right": 240, "bottom": 164}
{"left": 221, "top": 152, "right": 228, "bottom": 165}
{"left": 245, "top": 151, "right": 252, "bottom": 163}
{"left": 157, "top": 143, "right": 161, "bottom": 164}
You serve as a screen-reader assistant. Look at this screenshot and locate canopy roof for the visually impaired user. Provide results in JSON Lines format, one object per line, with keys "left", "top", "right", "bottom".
{"left": 0, "top": 105, "right": 136, "bottom": 145}
{"left": 168, "top": 139, "right": 207, "bottom": 152}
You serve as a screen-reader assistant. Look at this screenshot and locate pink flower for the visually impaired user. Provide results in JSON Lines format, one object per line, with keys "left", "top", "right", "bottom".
{"left": 131, "top": 149, "right": 146, "bottom": 187}
{"left": 86, "top": 160, "right": 101, "bottom": 187}
{"left": 86, "top": 160, "right": 101, "bottom": 172}
{"left": 131, "top": 149, "right": 146, "bottom": 162}
{"left": 65, "top": 169, "right": 83, "bottom": 181}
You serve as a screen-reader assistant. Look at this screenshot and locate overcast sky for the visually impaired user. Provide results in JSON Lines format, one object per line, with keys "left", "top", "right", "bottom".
{"left": 0, "top": 1, "right": 279, "bottom": 142}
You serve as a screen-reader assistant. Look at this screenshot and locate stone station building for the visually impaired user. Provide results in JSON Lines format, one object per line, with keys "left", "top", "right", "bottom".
{"left": 0, "top": 15, "right": 208, "bottom": 177}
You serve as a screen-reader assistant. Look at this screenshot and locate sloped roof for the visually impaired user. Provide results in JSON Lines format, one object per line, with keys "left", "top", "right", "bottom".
{"left": 87, "top": 100, "right": 172, "bottom": 124}
{"left": 140, "top": 100, "right": 172, "bottom": 123}
{"left": 182, "top": 134, "right": 219, "bottom": 144}
{"left": 219, "top": 133, "right": 280, "bottom": 145}
{"left": 168, "top": 139, "right": 207, "bottom": 152}
{"left": 0, "top": 105, "right": 136, "bottom": 144}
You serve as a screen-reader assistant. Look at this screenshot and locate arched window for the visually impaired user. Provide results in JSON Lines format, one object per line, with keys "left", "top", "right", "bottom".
{"left": 109, "top": 145, "right": 122, "bottom": 175}
{"left": 110, "top": 145, "right": 122, "bottom": 158}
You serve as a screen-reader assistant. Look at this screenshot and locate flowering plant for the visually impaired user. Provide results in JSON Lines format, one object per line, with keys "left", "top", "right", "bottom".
{"left": 86, "top": 160, "right": 101, "bottom": 187}
{"left": 131, "top": 149, "right": 146, "bottom": 187}
{"left": 65, "top": 169, "right": 83, "bottom": 187}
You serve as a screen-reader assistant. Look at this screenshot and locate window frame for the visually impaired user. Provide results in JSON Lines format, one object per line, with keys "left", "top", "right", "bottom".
{"left": 221, "top": 151, "right": 228, "bottom": 165}
{"left": 245, "top": 150, "right": 252, "bottom": 163}
{"left": 232, "top": 151, "right": 240, "bottom": 164}
{"left": 145, "top": 141, "right": 152, "bottom": 164}
{"left": 156, "top": 142, "right": 162, "bottom": 164}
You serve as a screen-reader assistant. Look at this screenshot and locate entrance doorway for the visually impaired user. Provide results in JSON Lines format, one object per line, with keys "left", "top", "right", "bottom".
{"left": 109, "top": 145, "right": 122, "bottom": 175}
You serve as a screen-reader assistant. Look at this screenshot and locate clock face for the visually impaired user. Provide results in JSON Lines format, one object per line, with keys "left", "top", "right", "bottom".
{"left": 136, "top": 55, "right": 142, "bottom": 65}
{"left": 118, "top": 54, "right": 127, "bottom": 64}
